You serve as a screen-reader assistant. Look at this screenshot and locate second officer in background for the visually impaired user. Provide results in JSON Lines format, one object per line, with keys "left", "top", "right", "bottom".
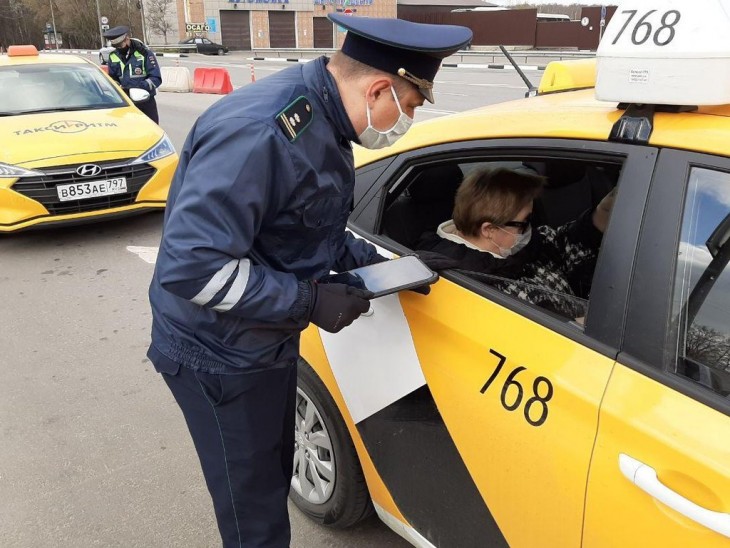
{"left": 103, "top": 25, "right": 162, "bottom": 123}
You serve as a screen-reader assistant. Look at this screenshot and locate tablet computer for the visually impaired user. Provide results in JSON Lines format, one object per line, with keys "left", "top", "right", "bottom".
{"left": 319, "top": 255, "right": 438, "bottom": 298}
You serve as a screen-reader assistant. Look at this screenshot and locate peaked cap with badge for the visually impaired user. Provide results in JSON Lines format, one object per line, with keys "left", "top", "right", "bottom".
{"left": 102, "top": 25, "right": 130, "bottom": 45}
{"left": 328, "top": 14, "right": 472, "bottom": 103}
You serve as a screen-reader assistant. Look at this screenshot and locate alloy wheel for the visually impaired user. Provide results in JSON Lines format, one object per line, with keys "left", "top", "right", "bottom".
{"left": 291, "top": 387, "right": 336, "bottom": 504}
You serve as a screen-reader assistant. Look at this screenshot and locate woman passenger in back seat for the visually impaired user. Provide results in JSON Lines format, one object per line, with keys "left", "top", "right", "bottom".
{"left": 416, "top": 167, "right": 616, "bottom": 319}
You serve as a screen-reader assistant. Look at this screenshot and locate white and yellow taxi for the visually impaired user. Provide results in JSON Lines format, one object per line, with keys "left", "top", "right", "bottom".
{"left": 292, "top": 2, "right": 730, "bottom": 546}
{"left": 0, "top": 45, "right": 177, "bottom": 232}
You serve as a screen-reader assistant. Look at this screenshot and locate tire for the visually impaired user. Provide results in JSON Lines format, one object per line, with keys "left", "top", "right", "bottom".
{"left": 289, "top": 358, "right": 374, "bottom": 528}
{"left": 217, "top": 48, "right": 224, "bottom": 56}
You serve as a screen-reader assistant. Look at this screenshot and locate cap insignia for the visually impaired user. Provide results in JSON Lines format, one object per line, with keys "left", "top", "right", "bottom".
{"left": 397, "top": 68, "right": 434, "bottom": 90}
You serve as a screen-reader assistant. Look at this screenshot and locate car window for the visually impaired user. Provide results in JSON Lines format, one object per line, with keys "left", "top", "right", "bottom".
{"left": 0, "top": 64, "right": 127, "bottom": 115}
{"left": 668, "top": 167, "right": 730, "bottom": 397}
{"left": 379, "top": 156, "right": 623, "bottom": 323}
{"left": 195, "top": 38, "right": 203, "bottom": 44}
{"left": 202, "top": 39, "right": 212, "bottom": 44}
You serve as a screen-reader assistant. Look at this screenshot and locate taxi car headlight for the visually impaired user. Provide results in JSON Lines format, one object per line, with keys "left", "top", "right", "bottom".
{"left": 0, "top": 162, "right": 43, "bottom": 178}
{"left": 131, "top": 134, "right": 175, "bottom": 165}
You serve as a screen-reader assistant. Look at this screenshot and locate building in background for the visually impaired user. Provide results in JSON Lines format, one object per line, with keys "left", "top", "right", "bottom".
{"left": 175, "top": 0, "right": 396, "bottom": 50}
{"left": 399, "top": 4, "right": 617, "bottom": 50}
{"left": 400, "top": 0, "right": 499, "bottom": 16}
{"left": 168, "top": 1, "right": 616, "bottom": 51}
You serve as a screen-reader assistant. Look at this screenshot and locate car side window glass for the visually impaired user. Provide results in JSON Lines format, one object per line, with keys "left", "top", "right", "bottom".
{"left": 203, "top": 39, "right": 212, "bottom": 44}
{"left": 669, "top": 167, "right": 730, "bottom": 397}
{"left": 379, "top": 157, "right": 623, "bottom": 323}
{"left": 195, "top": 38, "right": 203, "bottom": 44}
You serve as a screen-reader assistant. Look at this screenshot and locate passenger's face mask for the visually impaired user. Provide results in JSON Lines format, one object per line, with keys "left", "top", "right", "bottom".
{"left": 358, "top": 86, "right": 413, "bottom": 150}
{"left": 495, "top": 226, "right": 532, "bottom": 258}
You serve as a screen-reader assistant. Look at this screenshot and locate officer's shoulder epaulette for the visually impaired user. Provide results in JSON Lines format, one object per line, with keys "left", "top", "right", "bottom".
{"left": 274, "top": 96, "right": 313, "bottom": 142}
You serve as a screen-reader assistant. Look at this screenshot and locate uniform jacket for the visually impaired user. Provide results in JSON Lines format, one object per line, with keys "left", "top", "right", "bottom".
{"left": 108, "top": 39, "right": 161, "bottom": 97}
{"left": 416, "top": 210, "right": 603, "bottom": 318}
{"left": 148, "top": 57, "right": 379, "bottom": 374}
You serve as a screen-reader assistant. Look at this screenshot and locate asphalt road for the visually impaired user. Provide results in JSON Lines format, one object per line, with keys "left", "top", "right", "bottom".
{"left": 0, "top": 53, "right": 543, "bottom": 547}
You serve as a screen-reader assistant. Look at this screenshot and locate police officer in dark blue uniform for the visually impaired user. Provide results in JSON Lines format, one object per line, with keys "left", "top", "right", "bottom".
{"left": 147, "top": 14, "right": 472, "bottom": 547}
{"left": 103, "top": 26, "right": 162, "bottom": 123}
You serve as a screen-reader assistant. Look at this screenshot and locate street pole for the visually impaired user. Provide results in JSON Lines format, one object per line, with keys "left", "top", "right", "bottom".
{"left": 95, "top": 0, "right": 104, "bottom": 49}
{"left": 139, "top": 0, "right": 148, "bottom": 44}
{"left": 49, "top": 0, "right": 59, "bottom": 50}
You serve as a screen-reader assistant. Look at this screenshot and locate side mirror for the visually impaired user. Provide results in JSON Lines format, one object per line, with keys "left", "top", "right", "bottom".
{"left": 129, "top": 87, "right": 150, "bottom": 103}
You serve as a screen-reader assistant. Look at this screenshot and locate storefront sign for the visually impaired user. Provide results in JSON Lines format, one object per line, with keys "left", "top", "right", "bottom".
{"left": 186, "top": 23, "right": 210, "bottom": 32}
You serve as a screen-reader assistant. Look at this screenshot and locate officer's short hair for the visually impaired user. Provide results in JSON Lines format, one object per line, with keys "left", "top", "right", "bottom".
{"left": 329, "top": 52, "right": 413, "bottom": 96}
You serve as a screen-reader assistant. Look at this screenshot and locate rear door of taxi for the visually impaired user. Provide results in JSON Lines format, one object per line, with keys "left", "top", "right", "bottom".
{"left": 345, "top": 139, "right": 657, "bottom": 547}
{"left": 583, "top": 150, "right": 730, "bottom": 546}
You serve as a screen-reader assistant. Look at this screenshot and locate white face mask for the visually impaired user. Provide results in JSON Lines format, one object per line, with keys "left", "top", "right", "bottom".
{"left": 495, "top": 226, "right": 532, "bottom": 258}
{"left": 358, "top": 86, "right": 413, "bottom": 150}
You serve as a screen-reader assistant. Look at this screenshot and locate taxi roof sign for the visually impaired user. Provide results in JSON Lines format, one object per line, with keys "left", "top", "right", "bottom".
{"left": 8, "top": 45, "right": 39, "bottom": 57}
{"left": 596, "top": 0, "right": 730, "bottom": 106}
{"left": 538, "top": 59, "right": 596, "bottom": 95}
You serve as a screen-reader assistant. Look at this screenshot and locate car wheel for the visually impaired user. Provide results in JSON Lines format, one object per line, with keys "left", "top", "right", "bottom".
{"left": 290, "top": 358, "right": 374, "bottom": 528}
{"left": 217, "top": 48, "right": 224, "bottom": 56}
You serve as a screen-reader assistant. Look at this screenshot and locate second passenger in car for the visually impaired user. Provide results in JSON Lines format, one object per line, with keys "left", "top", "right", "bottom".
{"left": 416, "top": 167, "right": 616, "bottom": 319}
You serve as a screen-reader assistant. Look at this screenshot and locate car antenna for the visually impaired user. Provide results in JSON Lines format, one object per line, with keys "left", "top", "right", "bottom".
{"left": 499, "top": 45, "right": 538, "bottom": 98}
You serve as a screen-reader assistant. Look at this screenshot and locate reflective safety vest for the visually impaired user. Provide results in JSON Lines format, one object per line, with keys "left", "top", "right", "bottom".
{"left": 108, "top": 40, "right": 162, "bottom": 97}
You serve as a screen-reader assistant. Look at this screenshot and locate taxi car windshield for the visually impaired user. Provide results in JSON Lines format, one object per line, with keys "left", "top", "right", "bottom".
{"left": 0, "top": 64, "right": 127, "bottom": 116}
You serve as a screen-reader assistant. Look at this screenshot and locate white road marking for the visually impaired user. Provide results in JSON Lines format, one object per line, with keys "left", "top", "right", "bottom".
{"left": 434, "top": 80, "right": 526, "bottom": 89}
{"left": 434, "top": 91, "right": 469, "bottom": 97}
{"left": 419, "top": 107, "right": 458, "bottom": 115}
{"left": 127, "top": 246, "right": 158, "bottom": 264}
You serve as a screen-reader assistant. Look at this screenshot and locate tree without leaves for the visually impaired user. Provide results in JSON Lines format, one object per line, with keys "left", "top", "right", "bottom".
{"left": 686, "top": 324, "right": 730, "bottom": 371}
{"left": 1, "top": 0, "right": 45, "bottom": 49}
{"left": 145, "top": 0, "right": 173, "bottom": 44}
{"left": 13, "top": 0, "right": 143, "bottom": 49}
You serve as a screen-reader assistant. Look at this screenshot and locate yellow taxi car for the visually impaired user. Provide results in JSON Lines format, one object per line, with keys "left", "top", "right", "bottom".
{"left": 0, "top": 45, "right": 177, "bottom": 232}
{"left": 291, "top": 2, "right": 730, "bottom": 546}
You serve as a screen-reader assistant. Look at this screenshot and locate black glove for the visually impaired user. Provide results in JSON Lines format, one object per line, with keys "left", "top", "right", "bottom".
{"left": 309, "top": 282, "right": 373, "bottom": 333}
{"left": 415, "top": 250, "right": 460, "bottom": 272}
{"left": 368, "top": 254, "right": 390, "bottom": 265}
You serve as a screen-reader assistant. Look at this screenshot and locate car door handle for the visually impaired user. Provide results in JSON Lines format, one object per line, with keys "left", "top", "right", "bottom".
{"left": 619, "top": 454, "right": 730, "bottom": 538}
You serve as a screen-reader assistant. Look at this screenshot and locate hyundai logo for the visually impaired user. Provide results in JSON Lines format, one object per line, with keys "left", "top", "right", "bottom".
{"left": 76, "top": 164, "right": 102, "bottom": 177}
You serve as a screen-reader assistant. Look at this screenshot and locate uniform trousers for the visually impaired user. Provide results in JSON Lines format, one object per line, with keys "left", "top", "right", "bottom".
{"left": 161, "top": 362, "right": 297, "bottom": 548}
{"left": 136, "top": 95, "right": 159, "bottom": 124}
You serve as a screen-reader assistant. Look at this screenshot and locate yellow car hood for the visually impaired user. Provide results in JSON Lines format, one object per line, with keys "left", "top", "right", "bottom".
{"left": 3, "top": 106, "right": 164, "bottom": 168}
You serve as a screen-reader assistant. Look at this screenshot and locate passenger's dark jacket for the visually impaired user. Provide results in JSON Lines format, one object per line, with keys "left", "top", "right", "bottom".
{"left": 148, "top": 57, "right": 379, "bottom": 375}
{"left": 416, "top": 210, "right": 603, "bottom": 318}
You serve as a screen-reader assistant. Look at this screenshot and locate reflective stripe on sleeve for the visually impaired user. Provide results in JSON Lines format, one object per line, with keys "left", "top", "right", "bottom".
{"left": 190, "top": 259, "right": 238, "bottom": 306}
{"left": 212, "top": 259, "right": 251, "bottom": 312}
